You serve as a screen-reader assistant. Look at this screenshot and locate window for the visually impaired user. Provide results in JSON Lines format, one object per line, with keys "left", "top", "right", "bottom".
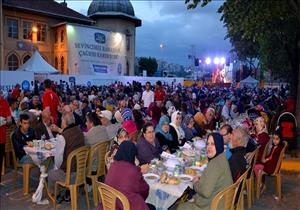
{"left": 23, "top": 21, "right": 32, "bottom": 40}
{"left": 61, "top": 56, "right": 64, "bottom": 72}
{"left": 7, "top": 18, "right": 18, "bottom": 39}
{"left": 8, "top": 54, "right": 19, "bottom": 70}
{"left": 37, "top": 23, "right": 46, "bottom": 41}
{"left": 126, "top": 35, "right": 130, "bottom": 51}
{"left": 55, "top": 31, "right": 58, "bottom": 43}
{"left": 55, "top": 57, "right": 58, "bottom": 69}
{"left": 23, "top": 55, "right": 31, "bottom": 64}
{"left": 61, "top": 30, "right": 64, "bottom": 42}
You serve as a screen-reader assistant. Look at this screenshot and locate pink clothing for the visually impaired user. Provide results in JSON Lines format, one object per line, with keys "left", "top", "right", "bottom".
{"left": 100, "top": 160, "right": 149, "bottom": 210}
{"left": 122, "top": 120, "right": 138, "bottom": 137}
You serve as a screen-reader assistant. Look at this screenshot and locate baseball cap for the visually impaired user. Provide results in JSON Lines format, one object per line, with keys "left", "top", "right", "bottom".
{"left": 99, "top": 110, "right": 112, "bottom": 120}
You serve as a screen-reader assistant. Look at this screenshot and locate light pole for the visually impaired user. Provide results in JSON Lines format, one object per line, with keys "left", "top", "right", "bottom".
{"left": 160, "top": 43, "right": 165, "bottom": 77}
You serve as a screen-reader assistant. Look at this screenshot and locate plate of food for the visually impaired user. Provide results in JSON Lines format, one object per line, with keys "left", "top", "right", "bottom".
{"left": 143, "top": 173, "right": 159, "bottom": 183}
{"left": 178, "top": 174, "right": 193, "bottom": 183}
{"left": 189, "top": 164, "right": 207, "bottom": 173}
{"left": 160, "top": 172, "right": 181, "bottom": 185}
{"left": 182, "top": 149, "right": 196, "bottom": 157}
{"left": 44, "top": 142, "right": 54, "bottom": 150}
{"left": 185, "top": 168, "right": 198, "bottom": 176}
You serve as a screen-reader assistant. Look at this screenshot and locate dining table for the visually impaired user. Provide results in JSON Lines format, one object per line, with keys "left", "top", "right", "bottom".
{"left": 23, "top": 138, "right": 57, "bottom": 205}
{"left": 145, "top": 140, "right": 207, "bottom": 210}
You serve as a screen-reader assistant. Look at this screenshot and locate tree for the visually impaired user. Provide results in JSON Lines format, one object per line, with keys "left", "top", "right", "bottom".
{"left": 138, "top": 57, "right": 158, "bottom": 77}
{"left": 186, "top": 0, "right": 300, "bottom": 136}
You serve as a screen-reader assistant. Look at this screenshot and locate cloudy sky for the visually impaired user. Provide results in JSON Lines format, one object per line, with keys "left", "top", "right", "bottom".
{"left": 59, "top": 0, "right": 231, "bottom": 67}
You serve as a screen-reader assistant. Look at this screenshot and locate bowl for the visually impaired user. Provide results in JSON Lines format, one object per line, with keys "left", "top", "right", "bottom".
{"left": 143, "top": 173, "right": 159, "bottom": 183}
{"left": 178, "top": 174, "right": 193, "bottom": 183}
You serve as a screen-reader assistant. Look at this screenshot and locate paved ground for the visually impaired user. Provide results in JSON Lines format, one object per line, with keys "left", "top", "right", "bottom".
{"left": 0, "top": 168, "right": 299, "bottom": 210}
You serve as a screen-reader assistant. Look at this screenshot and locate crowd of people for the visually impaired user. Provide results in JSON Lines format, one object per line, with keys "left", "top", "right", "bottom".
{"left": 0, "top": 78, "right": 297, "bottom": 209}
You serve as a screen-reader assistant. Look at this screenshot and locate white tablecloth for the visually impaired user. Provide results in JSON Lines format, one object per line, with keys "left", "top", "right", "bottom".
{"left": 146, "top": 180, "right": 193, "bottom": 210}
{"left": 24, "top": 141, "right": 56, "bottom": 205}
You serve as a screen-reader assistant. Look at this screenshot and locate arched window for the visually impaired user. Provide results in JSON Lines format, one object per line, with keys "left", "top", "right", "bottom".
{"left": 55, "top": 30, "right": 58, "bottom": 43}
{"left": 23, "top": 55, "right": 31, "bottom": 64}
{"left": 7, "top": 53, "right": 19, "bottom": 70}
{"left": 61, "top": 30, "right": 64, "bottom": 42}
{"left": 55, "top": 57, "right": 58, "bottom": 70}
{"left": 61, "top": 56, "right": 64, "bottom": 72}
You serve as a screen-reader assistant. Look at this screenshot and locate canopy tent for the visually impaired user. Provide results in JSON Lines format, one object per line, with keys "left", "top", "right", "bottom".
{"left": 17, "top": 51, "right": 58, "bottom": 74}
{"left": 240, "top": 76, "right": 259, "bottom": 88}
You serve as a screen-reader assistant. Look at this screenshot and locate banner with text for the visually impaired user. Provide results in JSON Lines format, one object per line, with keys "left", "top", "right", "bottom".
{"left": 67, "top": 24, "right": 126, "bottom": 75}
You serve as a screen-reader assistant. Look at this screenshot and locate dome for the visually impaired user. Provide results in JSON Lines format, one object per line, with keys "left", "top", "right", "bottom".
{"left": 88, "top": 0, "right": 135, "bottom": 17}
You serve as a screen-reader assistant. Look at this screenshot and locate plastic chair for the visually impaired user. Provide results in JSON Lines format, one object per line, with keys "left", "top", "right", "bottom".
{"left": 256, "top": 141, "right": 288, "bottom": 200}
{"left": 3, "top": 125, "right": 16, "bottom": 172}
{"left": 262, "top": 139, "right": 272, "bottom": 161}
{"left": 210, "top": 181, "right": 238, "bottom": 210}
{"left": 97, "top": 182, "right": 130, "bottom": 210}
{"left": 86, "top": 141, "right": 110, "bottom": 207}
{"left": 235, "top": 167, "right": 250, "bottom": 210}
{"left": 245, "top": 145, "right": 260, "bottom": 209}
{"left": 54, "top": 146, "right": 90, "bottom": 210}
{"left": 11, "top": 133, "right": 36, "bottom": 195}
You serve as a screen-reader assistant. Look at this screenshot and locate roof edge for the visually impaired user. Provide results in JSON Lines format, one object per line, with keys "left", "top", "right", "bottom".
{"left": 89, "top": 12, "right": 142, "bottom": 27}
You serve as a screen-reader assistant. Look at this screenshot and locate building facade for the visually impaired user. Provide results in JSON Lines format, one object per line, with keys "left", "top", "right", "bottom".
{"left": 0, "top": 0, "right": 141, "bottom": 75}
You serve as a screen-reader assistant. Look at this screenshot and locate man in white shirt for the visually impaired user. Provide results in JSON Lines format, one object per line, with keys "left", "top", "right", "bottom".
{"left": 221, "top": 98, "right": 233, "bottom": 122}
{"left": 142, "top": 82, "right": 154, "bottom": 109}
{"left": 100, "top": 110, "right": 121, "bottom": 140}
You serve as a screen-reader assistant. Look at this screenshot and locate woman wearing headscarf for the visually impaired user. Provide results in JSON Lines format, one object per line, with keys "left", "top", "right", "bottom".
{"left": 121, "top": 108, "right": 138, "bottom": 142}
{"left": 254, "top": 117, "right": 270, "bottom": 162}
{"left": 101, "top": 141, "right": 150, "bottom": 210}
{"left": 155, "top": 115, "right": 177, "bottom": 153}
{"left": 177, "top": 133, "right": 233, "bottom": 210}
{"left": 169, "top": 111, "right": 186, "bottom": 146}
{"left": 106, "top": 128, "right": 129, "bottom": 169}
{"left": 182, "top": 114, "right": 198, "bottom": 142}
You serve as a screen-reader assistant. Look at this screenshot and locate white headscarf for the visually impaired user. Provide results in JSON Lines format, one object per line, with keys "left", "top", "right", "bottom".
{"left": 170, "top": 111, "right": 185, "bottom": 141}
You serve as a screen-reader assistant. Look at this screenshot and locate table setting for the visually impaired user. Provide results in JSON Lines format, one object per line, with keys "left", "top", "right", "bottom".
{"left": 23, "top": 137, "right": 57, "bottom": 205}
{"left": 144, "top": 140, "right": 208, "bottom": 210}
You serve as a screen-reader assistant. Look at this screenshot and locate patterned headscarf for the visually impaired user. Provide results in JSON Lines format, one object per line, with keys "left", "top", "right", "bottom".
{"left": 121, "top": 108, "right": 133, "bottom": 121}
{"left": 155, "top": 115, "right": 173, "bottom": 141}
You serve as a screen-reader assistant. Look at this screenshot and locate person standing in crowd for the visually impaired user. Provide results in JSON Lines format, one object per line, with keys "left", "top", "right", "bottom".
{"left": 11, "top": 114, "right": 35, "bottom": 164}
{"left": 142, "top": 82, "right": 154, "bottom": 110}
{"left": 137, "top": 123, "right": 162, "bottom": 165}
{"left": 154, "top": 80, "right": 166, "bottom": 103}
{"left": 0, "top": 91, "right": 12, "bottom": 182}
{"left": 42, "top": 79, "right": 60, "bottom": 124}
{"left": 11, "top": 84, "right": 21, "bottom": 99}
{"left": 9, "top": 98, "right": 20, "bottom": 124}
{"left": 229, "top": 126, "right": 248, "bottom": 182}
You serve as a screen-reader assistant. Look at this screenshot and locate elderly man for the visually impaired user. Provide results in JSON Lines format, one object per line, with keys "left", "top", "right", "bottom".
{"left": 221, "top": 98, "right": 233, "bottom": 122}
{"left": 100, "top": 110, "right": 121, "bottom": 140}
{"left": 35, "top": 108, "right": 54, "bottom": 140}
{"left": 85, "top": 112, "right": 109, "bottom": 146}
{"left": 29, "top": 95, "right": 42, "bottom": 110}
{"left": 229, "top": 126, "right": 249, "bottom": 182}
{"left": 48, "top": 112, "right": 84, "bottom": 201}
{"left": 219, "top": 124, "right": 233, "bottom": 159}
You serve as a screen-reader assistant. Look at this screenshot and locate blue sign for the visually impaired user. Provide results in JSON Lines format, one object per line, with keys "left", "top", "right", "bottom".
{"left": 69, "top": 77, "right": 76, "bottom": 83}
{"left": 87, "top": 81, "right": 91, "bottom": 87}
{"left": 94, "top": 33, "right": 106, "bottom": 44}
{"left": 93, "top": 64, "right": 107, "bottom": 73}
{"left": 22, "top": 80, "right": 30, "bottom": 90}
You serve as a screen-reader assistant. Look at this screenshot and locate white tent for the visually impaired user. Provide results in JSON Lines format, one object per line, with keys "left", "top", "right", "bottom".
{"left": 17, "top": 51, "right": 58, "bottom": 74}
{"left": 240, "top": 76, "right": 259, "bottom": 88}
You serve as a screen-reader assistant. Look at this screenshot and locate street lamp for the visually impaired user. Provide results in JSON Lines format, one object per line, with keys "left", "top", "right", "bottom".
{"left": 205, "top": 57, "right": 211, "bottom": 65}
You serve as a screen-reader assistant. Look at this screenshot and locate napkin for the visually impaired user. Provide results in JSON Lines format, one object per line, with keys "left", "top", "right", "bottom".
{"left": 182, "top": 142, "right": 192, "bottom": 149}
{"left": 161, "top": 151, "right": 176, "bottom": 159}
